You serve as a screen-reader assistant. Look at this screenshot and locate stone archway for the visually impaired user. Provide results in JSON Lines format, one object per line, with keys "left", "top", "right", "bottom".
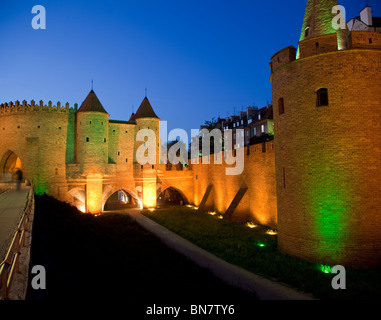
{"left": 0, "top": 150, "right": 22, "bottom": 182}
{"left": 68, "top": 188, "right": 86, "bottom": 212}
{"left": 103, "top": 187, "right": 142, "bottom": 211}
{"left": 157, "top": 187, "right": 188, "bottom": 206}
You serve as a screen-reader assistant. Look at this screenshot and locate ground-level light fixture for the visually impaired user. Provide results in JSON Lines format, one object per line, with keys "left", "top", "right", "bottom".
{"left": 246, "top": 222, "right": 258, "bottom": 229}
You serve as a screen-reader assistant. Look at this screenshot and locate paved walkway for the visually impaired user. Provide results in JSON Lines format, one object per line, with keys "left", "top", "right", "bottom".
{"left": 0, "top": 184, "right": 30, "bottom": 261}
{"left": 124, "top": 209, "right": 316, "bottom": 300}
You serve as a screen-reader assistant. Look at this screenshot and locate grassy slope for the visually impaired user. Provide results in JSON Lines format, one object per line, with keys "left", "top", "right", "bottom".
{"left": 143, "top": 206, "right": 381, "bottom": 300}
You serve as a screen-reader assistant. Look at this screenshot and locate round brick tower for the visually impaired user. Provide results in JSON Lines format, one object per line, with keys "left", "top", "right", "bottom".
{"left": 76, "top": 90, "right": 110, "bottom": 174}
{"left": 131, "top": 96, "right": 160, "bottom": 209}
{"left": 270, "top": 0, "right": 381, "bottom": 268}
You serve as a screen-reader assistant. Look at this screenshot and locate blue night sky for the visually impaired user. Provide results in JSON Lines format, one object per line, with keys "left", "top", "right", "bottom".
{"left": 1, "top": 0, "right": 380, "bottom": 140}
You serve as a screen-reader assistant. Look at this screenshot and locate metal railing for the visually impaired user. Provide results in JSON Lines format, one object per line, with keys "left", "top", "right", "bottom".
{"left": 0, "top": 185, "right": 34, "bottom": 300}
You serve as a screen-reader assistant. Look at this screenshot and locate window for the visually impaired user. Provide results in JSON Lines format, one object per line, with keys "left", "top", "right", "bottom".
{"left": 369, "top": 38, "right": 373, "bottom": 44}
{"left": 258, "top": 114, "right": 261, "bottom": 120}
{"left": 278, "top": 98, "right": 285, "bottom": 115}
{"left": 104, "top": 138, "right": 106, "bottom": 143}
{"left": 261, "top": 124, "right": 265, "bottom": 133}
{"left": 317, "top": 88, "right": 329, "bottom": 107}
{"left": 86, "top": 137, "right": 89, "bottom": 142}
{"left": 305, "top": 27, "right": 310, "bottom": 37}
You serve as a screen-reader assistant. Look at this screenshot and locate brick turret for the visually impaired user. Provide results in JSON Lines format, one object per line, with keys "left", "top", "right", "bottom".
{"left": 270, "top": 1, "right": 381, "bottom": 268}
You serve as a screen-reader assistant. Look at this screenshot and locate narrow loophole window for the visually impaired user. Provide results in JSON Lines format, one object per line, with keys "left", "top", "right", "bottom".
{"left": 305, "top": 27, "right": 310, "bottom": 37}
{"left": 278, "top": 98, "right": 285, "bottom": 115}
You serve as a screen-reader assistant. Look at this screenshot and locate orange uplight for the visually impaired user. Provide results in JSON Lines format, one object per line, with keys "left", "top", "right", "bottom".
{"left": 246, "top": 222, "right": 258, "bottom": 229}
{"left": 86, "top": 173, "right": 103, "bottom": 214}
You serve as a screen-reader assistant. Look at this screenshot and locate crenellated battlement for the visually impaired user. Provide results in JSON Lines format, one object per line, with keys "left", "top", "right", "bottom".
{"left": 0, "top": 100, "right": 78, "bottom": 116}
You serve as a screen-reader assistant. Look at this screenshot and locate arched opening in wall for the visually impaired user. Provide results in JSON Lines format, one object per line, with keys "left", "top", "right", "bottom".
{"left": 0, "top": 151, "right": 22, "bottom": 182}
{"left": 157, "top": 187, "right": 188, "bottom": 206}
{"left": 71, "top": 189, "right": 86, "bottom": 213}
{"left": 104, "top": 190, "right": 140, "bottom": 211}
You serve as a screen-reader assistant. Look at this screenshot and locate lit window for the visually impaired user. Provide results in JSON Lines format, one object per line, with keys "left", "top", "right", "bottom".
{"left": 261, "top": 125, "right": 265, "bottom": 133}
{"left": 258, "top": 114, "right": 261, "bottom": 120}
{"left": 317, "top": 88, "right": 329, "bottom": 107}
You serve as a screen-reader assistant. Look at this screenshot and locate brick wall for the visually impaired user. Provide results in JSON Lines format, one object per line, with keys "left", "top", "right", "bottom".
{"left": 192, "top": 142, "right": 277, "bottom": 228}
{"left": 271, "top": 48, "right": 381, "bottom": 267}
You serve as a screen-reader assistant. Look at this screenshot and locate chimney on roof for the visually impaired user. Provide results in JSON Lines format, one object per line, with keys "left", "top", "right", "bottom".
{"left": 360, "top": 6, "right": 373, "bottom": 26}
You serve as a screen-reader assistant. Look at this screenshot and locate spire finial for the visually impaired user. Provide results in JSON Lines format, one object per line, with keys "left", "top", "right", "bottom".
{"left": 91, "top": 79, "right": 94, "bottom": 91}
{"left": 145, "top": 87, "right": 147, "bottom": 98}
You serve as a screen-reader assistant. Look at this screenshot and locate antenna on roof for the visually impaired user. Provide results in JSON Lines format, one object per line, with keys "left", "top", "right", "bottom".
{"left": 132, "top": 104, "right": 134, "bottom": 114}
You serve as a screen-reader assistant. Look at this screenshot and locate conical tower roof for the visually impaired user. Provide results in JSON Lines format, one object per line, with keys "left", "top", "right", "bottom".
{"left": 78, "top": 90, "right": 108, "bottom": 114}
{"left": 132, "top": 97, "right": 159, "bottom": 120}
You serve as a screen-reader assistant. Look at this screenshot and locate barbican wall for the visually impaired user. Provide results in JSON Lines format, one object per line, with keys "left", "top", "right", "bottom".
{"left": 192, "top": 141, "right": 277, "bottom": 229}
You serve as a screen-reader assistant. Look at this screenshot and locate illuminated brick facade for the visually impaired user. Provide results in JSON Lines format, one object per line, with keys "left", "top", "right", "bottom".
{"left": 0, "top": 0, "right": 380, "bottom": 269}
{"left": 270, "top": 0, "right": 381, "bottom": 267}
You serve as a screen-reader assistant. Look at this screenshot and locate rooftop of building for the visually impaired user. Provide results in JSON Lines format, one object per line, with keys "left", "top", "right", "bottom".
{"left": 77, "top": 90, "right": 108, "bottom": 114}
{"left": 129, "top": 96, "right": 159, "bottom": 121}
